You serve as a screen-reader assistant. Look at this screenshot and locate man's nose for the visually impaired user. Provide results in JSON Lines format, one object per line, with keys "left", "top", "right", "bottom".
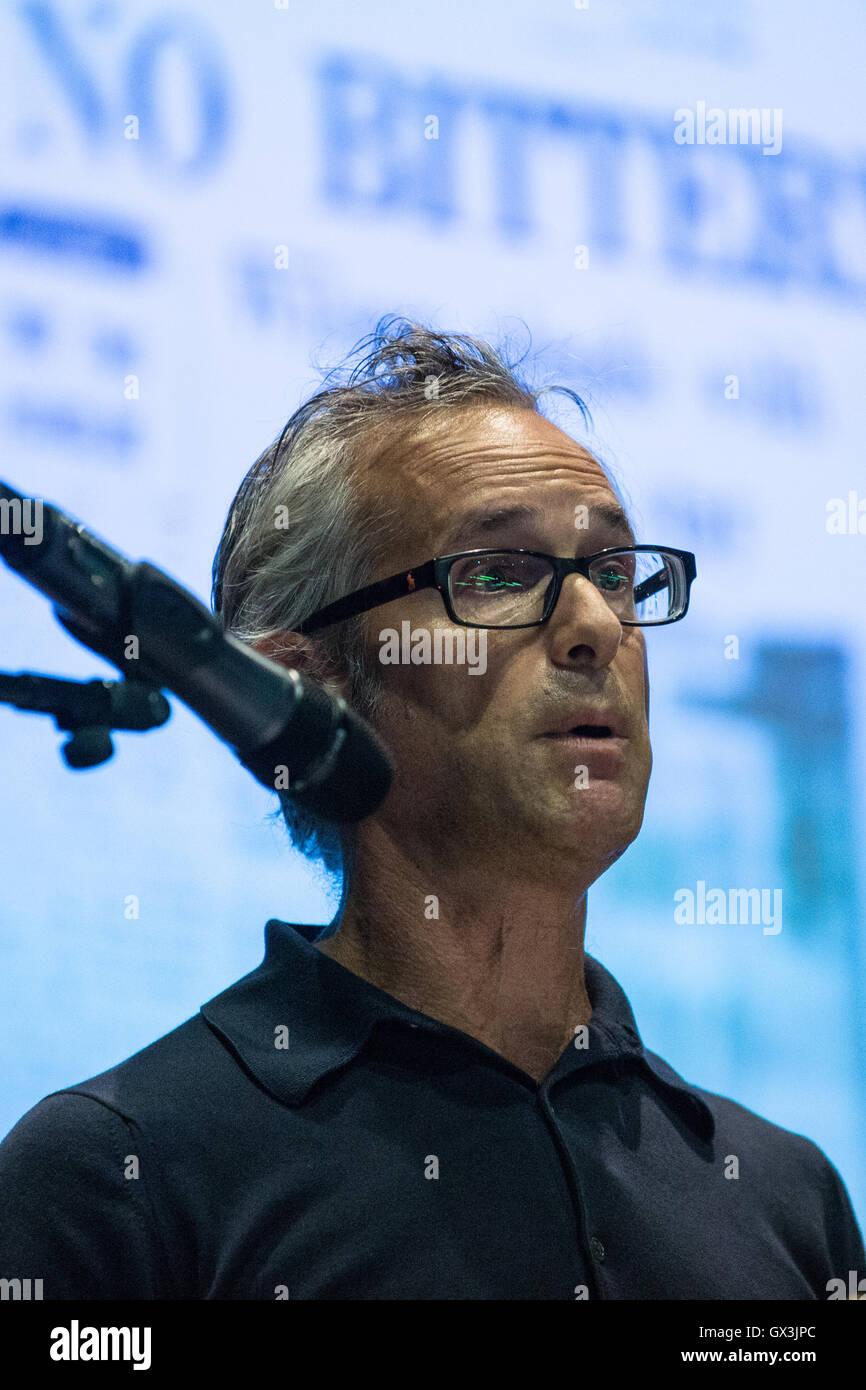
{"left": 545, "top": 573, "right": 623, "bottom": 668}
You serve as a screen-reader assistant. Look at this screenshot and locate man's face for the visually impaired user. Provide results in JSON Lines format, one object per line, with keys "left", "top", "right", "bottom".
{"left": 353, "top": 403, "right": 653, "bottom": 881}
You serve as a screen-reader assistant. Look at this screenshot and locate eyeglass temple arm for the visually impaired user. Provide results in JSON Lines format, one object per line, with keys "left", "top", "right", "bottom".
{"left": 633, "top": 552, "right": 695, "bottom": 604}
{"left": 295, "top": 562, "right": 436, "bottom": 634}
{"left": 633, "top": 569, "right": 667, "bottom": 604}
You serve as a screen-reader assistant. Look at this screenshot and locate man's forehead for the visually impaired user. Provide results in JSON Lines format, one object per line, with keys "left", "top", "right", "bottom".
{"left": 367, "top": 404, "right": 620, "bottom": 542}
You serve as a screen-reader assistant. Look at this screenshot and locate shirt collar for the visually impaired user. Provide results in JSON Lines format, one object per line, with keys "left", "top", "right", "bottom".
{"left": 577, "top": 950, "right": 715, "bottom": 1141}
{"left": 200, "top": 919, "right": 714, "bottom": 1141}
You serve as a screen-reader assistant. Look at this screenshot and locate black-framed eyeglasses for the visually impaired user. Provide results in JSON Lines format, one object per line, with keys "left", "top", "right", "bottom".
{"left": 296, "top": 546, "right": 697, "bottom": 633}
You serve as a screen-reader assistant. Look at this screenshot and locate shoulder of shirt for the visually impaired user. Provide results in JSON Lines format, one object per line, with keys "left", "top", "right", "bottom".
{"left": 0, "top": 1087, "right": 131, "bottom": 1159}
{"left": 0, "top": 1073, "right": 176, "bottom": 1298}
{"left": 642, "top": 1044, "right": 838, "bottom": 1175}
{"left": 0, "top": 1009, "right": 225, "bottom": 1145}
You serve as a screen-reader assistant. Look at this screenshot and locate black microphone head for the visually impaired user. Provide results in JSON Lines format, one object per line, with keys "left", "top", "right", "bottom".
{"left": 240, "top": 687, "right": 393, "bottom": 824}
{"left": 289, "top": 703, "right": 393, "bottom": 823}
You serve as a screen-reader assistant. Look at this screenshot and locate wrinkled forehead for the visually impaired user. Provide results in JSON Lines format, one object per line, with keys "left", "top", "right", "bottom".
{"left": 362, "top": 403, "right": 624, "bottom": 553}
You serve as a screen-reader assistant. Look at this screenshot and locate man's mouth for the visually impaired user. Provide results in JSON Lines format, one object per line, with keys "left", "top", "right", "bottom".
{"left": 541, "top": 720, "right": 619, "bottom": 739}
{"left": 555, "top": 724, "right": 613, "bottom": 738}
{"left": 538, "top": 707, "right": 627, "bottom": 747}
{"left": 540, "top": 725, "right": 627, "bottom": 769}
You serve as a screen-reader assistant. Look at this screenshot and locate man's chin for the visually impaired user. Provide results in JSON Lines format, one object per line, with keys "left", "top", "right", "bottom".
{"left": 540, "top": 788, "right": 644, "bottom": 861}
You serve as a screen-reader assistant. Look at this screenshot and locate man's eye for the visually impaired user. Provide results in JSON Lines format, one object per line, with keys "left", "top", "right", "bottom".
{"left": 597, "top": 567, "right": 630, "bottom": 591}
{"left": 475, "top": 571, "right": 522, "bottom": 589}
{"left": 456, "top": 568, "right": 524, "bottom": 590}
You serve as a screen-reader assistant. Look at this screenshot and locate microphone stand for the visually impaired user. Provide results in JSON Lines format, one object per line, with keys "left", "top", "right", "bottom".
{"left": 0, "top": 672, "right": 171, "bottom": 770}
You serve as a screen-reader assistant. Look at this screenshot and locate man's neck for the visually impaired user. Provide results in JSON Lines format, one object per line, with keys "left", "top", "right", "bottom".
{"left": 315, "top": 835, "right": 593, "bottom": 1084}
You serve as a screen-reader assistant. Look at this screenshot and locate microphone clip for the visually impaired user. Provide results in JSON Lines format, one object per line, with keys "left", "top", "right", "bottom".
{"left": 0, "top": 670, "right": 171, "bottom": 770}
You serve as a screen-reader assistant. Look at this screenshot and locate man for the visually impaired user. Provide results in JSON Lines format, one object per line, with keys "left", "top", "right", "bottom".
{"left": 0, "top": 317, "right": 862, "bottom": 1299}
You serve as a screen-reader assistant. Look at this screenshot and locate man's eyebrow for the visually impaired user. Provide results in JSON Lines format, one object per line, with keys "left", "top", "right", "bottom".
{"left": 443, "top": 504, "right": 545, "bottom": 550}
{"left": 442, "top": 500, "right": 635, "bottom": 550}
{"left": 591, "top": 501, "right": 636, "bottom": 544}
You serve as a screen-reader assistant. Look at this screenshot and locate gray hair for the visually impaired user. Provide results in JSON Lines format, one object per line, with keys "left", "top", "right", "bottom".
{"left": 211, "top": 315, "right": 591, "bottom": 880}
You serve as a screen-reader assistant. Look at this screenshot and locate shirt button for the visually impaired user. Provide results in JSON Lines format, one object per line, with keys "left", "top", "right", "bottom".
{"left": 589, "top": 1236, "right": 606, "bottom": 1262}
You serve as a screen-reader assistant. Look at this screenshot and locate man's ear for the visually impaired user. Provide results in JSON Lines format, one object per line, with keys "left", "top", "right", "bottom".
{"left": 250, "top": 631, "right": 350, "bottom": 702}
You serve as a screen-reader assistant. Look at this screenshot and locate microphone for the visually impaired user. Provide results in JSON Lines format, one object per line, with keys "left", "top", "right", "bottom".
{"left": 0, "top": 481, "right": 393, "bottom": 822}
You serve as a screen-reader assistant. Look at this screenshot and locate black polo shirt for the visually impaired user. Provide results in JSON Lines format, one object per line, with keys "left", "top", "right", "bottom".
{"left": 0, "top": 918, "right": 862, "bottom": 1299}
